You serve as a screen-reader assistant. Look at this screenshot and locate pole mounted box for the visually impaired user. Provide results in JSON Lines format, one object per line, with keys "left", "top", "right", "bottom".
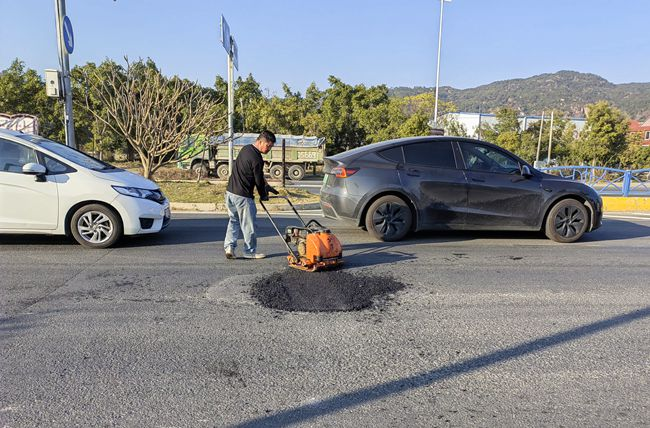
{"left": 45, "top": 69, "right": 62, "bottom": 98}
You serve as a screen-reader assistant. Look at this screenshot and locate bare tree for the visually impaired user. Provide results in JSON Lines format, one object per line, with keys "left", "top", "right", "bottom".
{"left": 80, "top": 58, "right": 226, "bottom": 179}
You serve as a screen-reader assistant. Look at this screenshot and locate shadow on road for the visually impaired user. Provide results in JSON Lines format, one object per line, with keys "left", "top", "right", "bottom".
{"left": 582, "top": 219, "right": 650, "bottom": 242}
{"left": 234, "top": 306, "right": 650, "bottom": 427}
{"left": 341, "top": 242, "right": 417, "bottom": 268}
{"left": 2, "top": 216, "right": 648, "bottom": 249}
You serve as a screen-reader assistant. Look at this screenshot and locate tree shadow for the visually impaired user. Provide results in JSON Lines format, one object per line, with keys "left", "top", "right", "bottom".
{"left": 234, "top": 306, "right": 650, "bottom": 427}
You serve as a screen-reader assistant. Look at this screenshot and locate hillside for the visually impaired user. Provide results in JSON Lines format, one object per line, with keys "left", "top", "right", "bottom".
{"left": 390, "top": 71, "right": 650, "bottom": 119}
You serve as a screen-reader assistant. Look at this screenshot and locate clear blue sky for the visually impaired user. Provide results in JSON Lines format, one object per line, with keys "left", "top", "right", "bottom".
{"left": 1, "top": 0, "right": 648, "bottom": 95}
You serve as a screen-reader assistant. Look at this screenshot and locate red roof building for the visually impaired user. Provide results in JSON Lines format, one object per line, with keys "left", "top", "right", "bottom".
{"left": 629, "top": 119, "right": 650, "bottom": 147}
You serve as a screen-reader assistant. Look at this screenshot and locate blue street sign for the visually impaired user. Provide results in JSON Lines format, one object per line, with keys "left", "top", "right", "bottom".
{"left": 220, "top": 15, "right": 231, "bottom": 55}
{"left": 63, "top": 16, "right": 74, "bottom": 54}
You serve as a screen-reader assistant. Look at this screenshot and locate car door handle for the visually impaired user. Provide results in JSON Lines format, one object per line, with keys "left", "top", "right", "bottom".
{"left": 407, "top": 169, "right": 420, "bottom": 176}
{"left": 471, "top": 177, "right": 485, "bottom": 182}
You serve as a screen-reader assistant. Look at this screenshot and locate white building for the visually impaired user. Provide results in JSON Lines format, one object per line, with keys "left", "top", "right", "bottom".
{"left": 440, "top": 112, "right": 586, "bottom": 138}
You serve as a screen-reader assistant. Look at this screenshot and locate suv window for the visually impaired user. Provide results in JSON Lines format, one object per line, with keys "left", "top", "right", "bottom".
{"left": 378, "top": 146, "right": 404, "bottom": 163}
{"left": 0, "top": 139, "right": 37, "bottom": 173}
{"left": 459, "top": 141, "right": 520, "bottom": 174}
{"left": 404, "top": 141, "right": 456, "bottom": 169}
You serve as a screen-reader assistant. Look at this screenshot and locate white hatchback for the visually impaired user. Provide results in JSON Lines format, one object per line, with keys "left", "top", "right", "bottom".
{"left": 0, "top": 129, "right": 170, "bottom": 248}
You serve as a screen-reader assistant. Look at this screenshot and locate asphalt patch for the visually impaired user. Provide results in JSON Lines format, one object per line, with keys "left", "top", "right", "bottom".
{"left": 250, "top": 269, "right": 406, "bottom": 312}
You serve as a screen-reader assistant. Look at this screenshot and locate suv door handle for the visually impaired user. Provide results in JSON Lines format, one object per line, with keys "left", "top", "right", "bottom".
{"left": 407, "top": 168, "right": 421, "bottom": 177}
{"left": 471, "top": 177, "right": 485, "bottom": 182}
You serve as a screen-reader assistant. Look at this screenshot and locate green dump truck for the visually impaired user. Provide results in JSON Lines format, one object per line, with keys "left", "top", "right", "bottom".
{"left": 177, "top": 133, "right": 325, "bottom": 181}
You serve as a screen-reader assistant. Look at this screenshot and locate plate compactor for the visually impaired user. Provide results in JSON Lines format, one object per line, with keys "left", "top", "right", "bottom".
{"left": 260, "top": 195, "right": 343, "bottom": 272}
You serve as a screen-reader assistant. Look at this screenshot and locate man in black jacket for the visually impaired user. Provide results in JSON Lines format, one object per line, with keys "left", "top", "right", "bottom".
{"left": 223, "top": 130, "right": 276, "bottom": 259}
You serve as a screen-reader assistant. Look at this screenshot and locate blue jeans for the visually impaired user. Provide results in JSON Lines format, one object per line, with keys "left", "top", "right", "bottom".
{"left": 224, "top": 191, "right": 257, "bottom": 255}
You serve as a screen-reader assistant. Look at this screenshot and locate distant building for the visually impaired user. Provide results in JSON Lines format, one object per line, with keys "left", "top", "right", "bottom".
{"left": 440, "top": 112, "right": 587, "bottom": 138}
{"left": 629, "top": 119, "right": 650, "bottom": 147}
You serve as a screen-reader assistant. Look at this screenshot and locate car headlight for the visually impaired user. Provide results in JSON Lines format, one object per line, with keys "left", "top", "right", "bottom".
{"left": 112, "top": 185, "right": 160, "bottom": 201}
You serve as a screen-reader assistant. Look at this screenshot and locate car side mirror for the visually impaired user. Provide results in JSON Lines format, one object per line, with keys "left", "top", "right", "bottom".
{"left": 22, "top": 162, "right": 47, "bottom": 181}
{"left": 520, "top": 165, "right": 533, "bottom": 178}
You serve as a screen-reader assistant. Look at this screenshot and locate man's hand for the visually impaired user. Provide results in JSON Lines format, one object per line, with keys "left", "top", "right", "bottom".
{"left": 265, "top": 184, "right": 279, "bottom": 195}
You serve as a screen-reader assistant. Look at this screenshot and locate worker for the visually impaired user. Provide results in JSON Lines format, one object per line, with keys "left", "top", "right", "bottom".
{"left": 223, "top": 130, "right": 278, "bottom": 259}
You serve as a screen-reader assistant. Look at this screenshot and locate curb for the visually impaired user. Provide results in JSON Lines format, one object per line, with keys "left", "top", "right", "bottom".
{"left": 601, "top": 197, "right": 650, "bottom": 212}
{"left": 170, "top": 201, "right": 321, "bottom": 212}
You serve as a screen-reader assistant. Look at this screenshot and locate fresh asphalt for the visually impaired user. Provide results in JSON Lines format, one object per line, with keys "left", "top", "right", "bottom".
{"left": 1, "top": 213, "right": 649, "bottom": 427}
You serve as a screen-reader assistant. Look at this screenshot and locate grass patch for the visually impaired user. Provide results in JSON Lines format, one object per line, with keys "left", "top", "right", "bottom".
{"left": 158, "top": 181, "right": 319, "bottom": 205}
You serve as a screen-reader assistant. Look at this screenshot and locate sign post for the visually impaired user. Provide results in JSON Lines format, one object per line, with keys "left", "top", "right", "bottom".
{"left": 221, "top": 15, "right": 239, "bottom": 177}
{"left": 54, "top": 0, "right": 76, "bottom": 148}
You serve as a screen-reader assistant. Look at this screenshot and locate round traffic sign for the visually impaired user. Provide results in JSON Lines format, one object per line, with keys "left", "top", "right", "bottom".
{"left": 63, "top": 16, "right": 74, "bottom": 54}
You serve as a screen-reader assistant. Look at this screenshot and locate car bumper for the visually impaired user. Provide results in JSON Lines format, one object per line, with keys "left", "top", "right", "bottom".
{"left": 112, "top": 195, "right": 171, "bottom": 235}
{"left": 587, "top": 198, "right": 603, "bottom": 231}
{"left": 320, "top": 188, "right": 359, "bottom": 226}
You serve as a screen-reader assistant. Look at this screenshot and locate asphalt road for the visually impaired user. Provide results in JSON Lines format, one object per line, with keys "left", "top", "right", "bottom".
{"left": 1, "top": 213, "right": 649, "bottom": 427}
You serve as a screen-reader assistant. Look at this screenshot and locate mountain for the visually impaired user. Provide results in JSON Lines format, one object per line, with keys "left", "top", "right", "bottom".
{"left": 389, "top": 71, "right": 650, "bottom": 119}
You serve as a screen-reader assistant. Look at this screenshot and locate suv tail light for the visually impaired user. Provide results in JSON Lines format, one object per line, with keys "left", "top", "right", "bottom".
{"left": 331, "top": 166, "right": 359, "bottom": 178}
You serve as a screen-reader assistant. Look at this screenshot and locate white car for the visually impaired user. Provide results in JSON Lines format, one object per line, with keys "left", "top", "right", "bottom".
{"left": 0, "top": 129, "right": 170, "bottom": 248}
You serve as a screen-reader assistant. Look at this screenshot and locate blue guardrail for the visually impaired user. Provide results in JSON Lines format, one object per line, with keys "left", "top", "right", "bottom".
{"left": 539, "top": 166, "right": 650, "bottom": 196}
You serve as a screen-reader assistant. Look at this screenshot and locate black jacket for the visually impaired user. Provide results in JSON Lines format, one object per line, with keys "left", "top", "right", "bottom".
{"left": 226, "top": 144, "right": 267, "bottom": 199}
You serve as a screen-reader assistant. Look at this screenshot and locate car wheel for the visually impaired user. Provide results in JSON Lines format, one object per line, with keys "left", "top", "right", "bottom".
{"left": 70, "top": 204, "right": 123, "bottom": 249}
{"left": 192, "top": 161, "right": 209, "bottom": 177}
{"left": 269, "top": 164, "right": 284, "bottom": 180}
{"left": 216, "top": 164, "right": 230, "bottom": 180}
{"left": 364, "top": 195, "right": 413, "bottom": 242}
{"left": 544, "top": 199, "right": 589, "bottom": 243}
{"left": 288, "top": 165, "right": 305, "bottom": 181}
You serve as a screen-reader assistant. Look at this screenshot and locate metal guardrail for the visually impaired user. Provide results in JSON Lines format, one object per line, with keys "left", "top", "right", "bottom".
{"left": 540, "top": 166, "right": 650, "bottom": 196}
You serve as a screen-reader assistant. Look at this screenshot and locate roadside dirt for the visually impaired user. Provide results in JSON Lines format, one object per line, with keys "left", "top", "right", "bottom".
{"left": 250, "top": 269, "right": 406, "bottom": 312}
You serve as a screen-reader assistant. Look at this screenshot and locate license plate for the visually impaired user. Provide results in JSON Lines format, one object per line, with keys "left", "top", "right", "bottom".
{"left": 322, "top": 174, "right": 330, "bottom": 186}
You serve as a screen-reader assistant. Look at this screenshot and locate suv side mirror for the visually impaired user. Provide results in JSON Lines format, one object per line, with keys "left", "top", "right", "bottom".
{"left": 520, "top": 165, "right": 533, "bottom": 178}
{"left": 22, "top": 162, "right": 47, "bottom": 181}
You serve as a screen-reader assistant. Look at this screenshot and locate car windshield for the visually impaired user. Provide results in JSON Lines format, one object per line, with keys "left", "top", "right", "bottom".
{"left": 16, "top": 134, "right": 115, "bottom": 171}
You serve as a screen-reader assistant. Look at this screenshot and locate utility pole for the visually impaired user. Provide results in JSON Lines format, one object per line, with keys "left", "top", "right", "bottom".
{"left": 536, "top": 111, "right": 545, "bottom": 163}
{"left": 547, "top": 111, "right": 554, "bottom": 164}
{"left": 221, "top": 15, "right": 238, "bottom": 176}
{"left": 227, "top": 51, "right": 234, "bottom": 175}
{"left": 54, "top": 0, "right": 76, "bottom": 148}
{"left": 433, "top": 0, "right": 452, "bottom": 127}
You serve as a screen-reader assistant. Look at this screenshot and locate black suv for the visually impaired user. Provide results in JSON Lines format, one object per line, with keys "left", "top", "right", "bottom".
{"left": 320, "top": 136, "right": 602, "bottom": 243}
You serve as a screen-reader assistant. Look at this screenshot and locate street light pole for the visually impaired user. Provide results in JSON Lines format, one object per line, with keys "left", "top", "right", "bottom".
{"left": 54, "top": 0, "right": 76, "bottom": 148}
{"left": 433, "top": 0, "right": 451, "bottom": 127}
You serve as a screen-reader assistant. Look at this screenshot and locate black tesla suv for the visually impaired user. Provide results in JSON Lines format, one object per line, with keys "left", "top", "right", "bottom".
{"left": 320, "top": 136, "right": 602, "bottom": 243}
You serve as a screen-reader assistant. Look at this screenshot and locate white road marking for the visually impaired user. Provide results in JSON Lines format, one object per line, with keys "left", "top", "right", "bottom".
{"left": 604, "top": 214, "right": 650, "bottom": 221}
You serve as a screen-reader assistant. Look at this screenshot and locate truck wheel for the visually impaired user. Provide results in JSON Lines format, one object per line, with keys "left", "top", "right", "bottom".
{"left": 269, "top": 165, "right": 284, "bottom": 180}
{"left": 364, "top": 195, "right": 412, "bottom": 242}
{"left": 544, "top": 198, "right": 589, "bottom": 243}
{"left": 70, "top": 204, "right": 122, "bottom": 249}
{"left": 216, "top": 164, "right": 230, "bottom": 180}
{"left": 288, "top": 165, "right": 305, "bottom": 181}
{"left": 191, "top": 161, "right": 209, "bottom": 177}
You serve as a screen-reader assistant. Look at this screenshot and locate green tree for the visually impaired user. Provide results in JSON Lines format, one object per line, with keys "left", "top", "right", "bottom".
{"left": 0, "top": 59, "right": 63, "bottom": 141}
{"left": 318, "top": 76, "right": 363, "bottom": 153}
{"left": 619, "top": 132, "right": 650, "bottom": 169}
{"left": 572, "top": 101, "right": 628, "bottom": 166}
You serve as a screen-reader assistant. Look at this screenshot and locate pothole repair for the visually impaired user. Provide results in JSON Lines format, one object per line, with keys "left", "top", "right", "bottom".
{"left": 250, "top": 269, "right": 406, "bottom": 312}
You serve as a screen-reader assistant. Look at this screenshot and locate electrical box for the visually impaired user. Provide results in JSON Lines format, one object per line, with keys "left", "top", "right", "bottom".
{"left": 45, "top": 69, "right": 62, "bottom": 98}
